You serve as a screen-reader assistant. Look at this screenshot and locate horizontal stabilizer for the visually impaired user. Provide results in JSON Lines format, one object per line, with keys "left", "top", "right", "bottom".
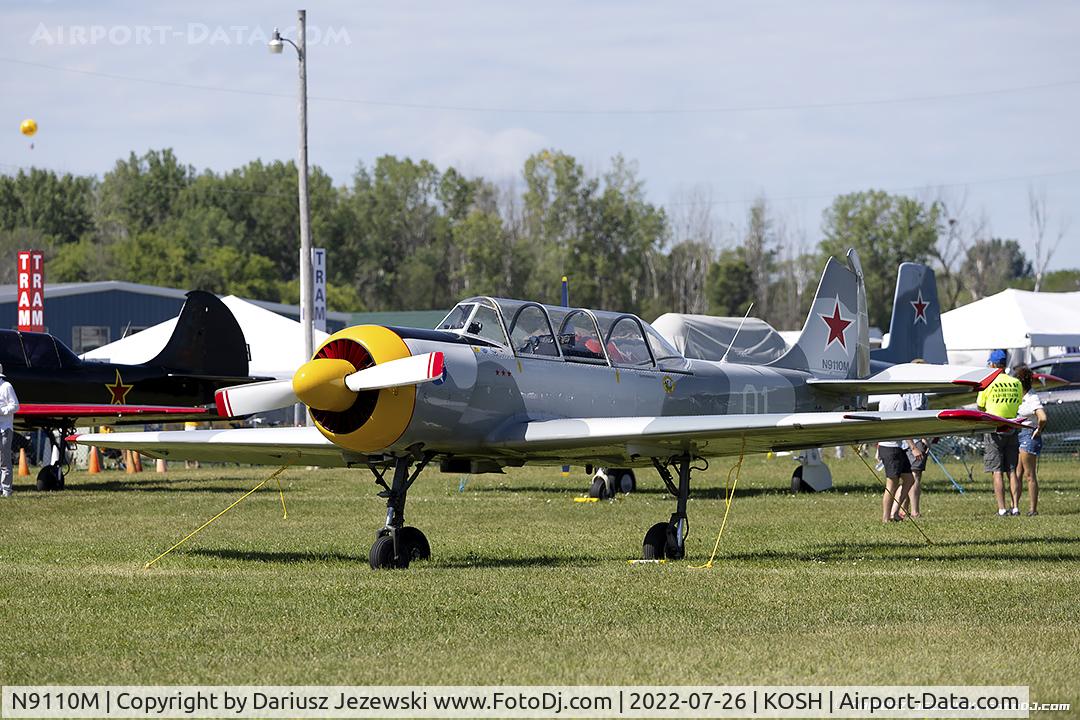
{"left": 807, "top": 363, "right": 1000, "bottom": 395}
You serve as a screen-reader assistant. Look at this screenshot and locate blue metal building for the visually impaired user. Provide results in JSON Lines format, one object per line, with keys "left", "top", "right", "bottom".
{"left": 0, "top": 281, "right": 352, "bottom": 354}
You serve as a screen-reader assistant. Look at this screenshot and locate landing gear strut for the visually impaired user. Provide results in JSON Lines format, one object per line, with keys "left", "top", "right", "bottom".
{"left": 367, "top": 454, "right": 432, "bottom": 569}
{"left": 642, "top": 454, "right": 694, "bottom": 560}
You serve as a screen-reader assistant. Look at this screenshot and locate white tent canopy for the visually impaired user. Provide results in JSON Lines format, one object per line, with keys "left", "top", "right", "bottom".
{"left": 941, "top": 288, "right": 1080, "bottom": 364}
{"left": 82, "top": 296, "right": 329, "bottom": 378}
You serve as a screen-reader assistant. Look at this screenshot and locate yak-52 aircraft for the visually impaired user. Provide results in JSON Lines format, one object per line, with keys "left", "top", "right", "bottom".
{"left": 11, "top": 291, "right": 263, "bottom": 489}
{"left": 78, "top": 251, "right": 1022, "bottom": 568}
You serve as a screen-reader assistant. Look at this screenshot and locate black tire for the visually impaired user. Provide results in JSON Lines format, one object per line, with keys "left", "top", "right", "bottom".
{"left": 791, "top": 466, "right": 810, "bottom": 493}
{"left": 642, "top": 522, "right": 669, "bottom": 560}
{"left": 398, "top": 526, "right": 431, "bottom": 561}
{"left": 588, "top": 477, "right": 609, "bottom": 500}
{"left": 613, "top": 469, "right": 636, "bottom": 494}
{"left": 369, "top": 534, "right": 409, "bottom": 570}
{"left": 36, "top": 464, "right": 62, "bottom": 491}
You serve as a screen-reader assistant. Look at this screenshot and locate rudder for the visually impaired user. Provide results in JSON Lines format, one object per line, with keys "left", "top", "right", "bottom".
{"left": 146, "top": 291, "right": 250, "bottom": 377}
{"left": 871, "top": 262, "right": 947, "bottom": 364}
{"left": 769, "top": 249, "right": 869, "bottom": 379}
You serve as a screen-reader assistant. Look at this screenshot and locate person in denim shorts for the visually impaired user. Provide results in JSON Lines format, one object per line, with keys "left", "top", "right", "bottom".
{"left": 1013, "top": 366, "right": 1048, "bottom": 516}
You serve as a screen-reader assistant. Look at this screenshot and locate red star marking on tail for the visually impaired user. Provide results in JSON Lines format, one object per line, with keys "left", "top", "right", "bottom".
{"left": 106, "top": 369, "right": 133, "bottom": 404}
{"left": 911, "top": 290, "right": 929, "bottom": 325}
{"left": 820, "top": 300, "right": 852, "bottom": 349}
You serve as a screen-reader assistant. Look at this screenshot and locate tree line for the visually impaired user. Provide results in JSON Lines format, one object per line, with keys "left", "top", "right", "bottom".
{"left": 1, "top": 148, "right": 1074, "bottom": 330}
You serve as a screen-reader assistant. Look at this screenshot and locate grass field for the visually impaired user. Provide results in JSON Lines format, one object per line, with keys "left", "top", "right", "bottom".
{"left": 1, "top": 452, "right": 1077, "bottom": 703}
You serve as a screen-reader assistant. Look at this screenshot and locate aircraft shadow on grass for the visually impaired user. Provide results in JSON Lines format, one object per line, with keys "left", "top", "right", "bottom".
{"left": 187, "top": 547, "right": 596, "bottom": 570}
{"left": 722, "top": 536, "right": 1080, "bottom": 564}
{"left": 65, "top": 479, "right": 268, "bottom": 494}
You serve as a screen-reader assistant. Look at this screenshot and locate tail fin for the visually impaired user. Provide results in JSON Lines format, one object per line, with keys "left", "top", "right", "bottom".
{"left": 769, "top": 249, "right": 869, "bottom": 379}
{"left": 146, "top": 291, "right": 250, "bottom": 377}
{"left": 871, "top": 262, "right": 947, "bottom": 365}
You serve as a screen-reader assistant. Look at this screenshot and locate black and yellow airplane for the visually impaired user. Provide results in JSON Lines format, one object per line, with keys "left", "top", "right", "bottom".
{"left": 4, "top": 291, "right": 263, "bottom": 489}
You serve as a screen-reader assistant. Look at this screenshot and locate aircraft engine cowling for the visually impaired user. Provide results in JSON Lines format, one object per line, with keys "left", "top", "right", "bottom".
{"left": 294, "top": 325, "right": 417, "bottom": 453}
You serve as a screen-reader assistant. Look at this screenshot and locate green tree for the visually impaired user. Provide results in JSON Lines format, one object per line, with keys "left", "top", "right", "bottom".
{"left": 98, "top": 149, "right": 193, "bottom": 236}
{"left": 707, "top": 248, "right": 755, "bottom": 316}
{"left": 0, "top": 168, "right": 95, "bottom": 245}
{"left": 820, "top": 190, "right": 940, "bottom": 328}
{"left": 960, "top": 238, "right": 1032, "bottom": 299}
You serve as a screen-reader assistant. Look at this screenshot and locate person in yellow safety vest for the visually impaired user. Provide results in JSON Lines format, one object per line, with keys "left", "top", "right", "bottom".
{"left": 976, "top": 349, "right": 1023, "bottom": 517}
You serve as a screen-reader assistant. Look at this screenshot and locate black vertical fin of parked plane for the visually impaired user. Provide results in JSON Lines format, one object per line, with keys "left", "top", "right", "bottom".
{"left": 145, "top": 291, "right": 250, "bottom": 377}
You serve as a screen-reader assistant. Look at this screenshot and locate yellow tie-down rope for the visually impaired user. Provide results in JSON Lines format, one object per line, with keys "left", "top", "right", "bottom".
{"left": 144, "top": 461, "right": 293, "bottom": 570}
{"left": 691, "top": 436, "right": 747, "bottom": 570}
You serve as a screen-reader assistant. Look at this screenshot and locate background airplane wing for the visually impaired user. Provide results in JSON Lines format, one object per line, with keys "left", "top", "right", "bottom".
{"left": 806, "top": 363, "right": 1000, "bottom": 395}
{"left": 486, "top": 409, "right": 1025, "bottom": 464}
{"left": 17, "top": 403, "right": 213, "bottom": 428}
{"left": 72, "top": 426, "right": 349, "bottom": 467}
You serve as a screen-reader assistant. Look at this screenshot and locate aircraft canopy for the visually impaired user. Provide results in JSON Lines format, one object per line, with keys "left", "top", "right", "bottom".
{"left": 437, "top": 297, "right": 691, "bottom": 371}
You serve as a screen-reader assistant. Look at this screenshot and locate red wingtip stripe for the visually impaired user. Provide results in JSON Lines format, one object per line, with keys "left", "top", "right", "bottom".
{"left": 938, "top": 408, "right": 1026, "bottom": 429}
{"left": 429, "top": 351, "right": 444, "bottom": 379}
{"left": 978, "top": 367, "right": 1003, "bottom": 390}
{"left": 215, "top": 390, "right": 231, "bottom": 417}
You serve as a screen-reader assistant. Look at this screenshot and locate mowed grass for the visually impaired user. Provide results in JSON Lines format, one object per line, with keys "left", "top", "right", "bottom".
{"left": 0, "top": 453, "right": 1078, "bottom": 699}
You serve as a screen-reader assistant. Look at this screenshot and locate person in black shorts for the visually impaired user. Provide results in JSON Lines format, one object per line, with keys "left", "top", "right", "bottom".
{"left": 877, "top": 393, "right": 919, "bottom": 522}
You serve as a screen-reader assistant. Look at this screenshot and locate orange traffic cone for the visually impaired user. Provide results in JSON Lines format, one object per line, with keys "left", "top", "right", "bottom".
{"left": 124, "top": 449, "right": 136, "bottom": 475}
{"left": 132, "top": 452, "right": 143, "bottom": 473}
{"left": 155, "top": 458, "right": 167, "bottom": 473}
{"left": 88, "top": 447, "right": 101, "bottom": 474}
{"left": 18, "top": 448, "right": 29, "bottom": 477}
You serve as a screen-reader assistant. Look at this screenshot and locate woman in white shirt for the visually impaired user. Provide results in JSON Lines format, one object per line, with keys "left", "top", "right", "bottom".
{"left": 1014, "top": 366, "right": 1048, "bottom": 516}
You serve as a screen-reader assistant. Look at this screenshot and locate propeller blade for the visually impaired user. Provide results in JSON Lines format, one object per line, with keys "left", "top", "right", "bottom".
{"left": 345, "top": 352, "right": 444, "bottom": 392}
{"left": 215, "top": 379, "right": 298, "bottom": 417}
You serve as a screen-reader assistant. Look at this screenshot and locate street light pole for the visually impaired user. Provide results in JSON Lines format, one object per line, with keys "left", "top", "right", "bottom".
{"left": 270, "top": 10, "right": 314, "bottom": 427}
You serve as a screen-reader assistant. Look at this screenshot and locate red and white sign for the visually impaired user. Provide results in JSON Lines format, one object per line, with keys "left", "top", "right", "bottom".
{"left": 17, "top": 250, "right": 45, "bottom": 332}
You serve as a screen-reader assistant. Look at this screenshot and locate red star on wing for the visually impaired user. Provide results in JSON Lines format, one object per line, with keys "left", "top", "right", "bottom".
{"left": 106, "top": 369, "right": 133, "bottom": 404}
{"left": 910, "top": 290, "right": 929, "bottom": 325}
{"left": 820, "top": 300, "right": 852, "bottom": 349}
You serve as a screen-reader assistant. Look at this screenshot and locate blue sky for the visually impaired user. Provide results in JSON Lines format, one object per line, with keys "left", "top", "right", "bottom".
{"left": 3, "top": 1, "right": 1078, "bottom": 269}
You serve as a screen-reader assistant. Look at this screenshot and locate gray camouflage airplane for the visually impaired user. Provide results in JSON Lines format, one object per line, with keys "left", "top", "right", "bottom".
{"left": 77, "top": 250, "right": 1019, "bottom": 569}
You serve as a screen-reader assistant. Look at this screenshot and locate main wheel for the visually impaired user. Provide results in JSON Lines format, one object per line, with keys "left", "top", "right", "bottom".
{"left": 398, "top": 526, "right": 431, "bottom": 561}
{"left": 369, "top": 534, "right": 409, "bottom": 570}
{"left": 612, "top": 468, "right": 636, "bottom": 494}
{"left": 588, "top": 477, "right": 610, "bottom": 500}
{"left": 36, "top": 464, "right": 62, "bottom": 491}
{"left": 642, "top": 522, "right": 669, "bottom": 560}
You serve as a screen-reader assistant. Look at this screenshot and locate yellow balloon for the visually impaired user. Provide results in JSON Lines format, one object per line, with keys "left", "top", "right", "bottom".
{"left": 20, "top": 119, "right": 37, "bottom": 137}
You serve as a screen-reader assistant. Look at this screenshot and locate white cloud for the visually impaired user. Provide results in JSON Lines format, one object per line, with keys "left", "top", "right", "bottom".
{"left": 425, "top": 126, "right": 548, "bottom": 180}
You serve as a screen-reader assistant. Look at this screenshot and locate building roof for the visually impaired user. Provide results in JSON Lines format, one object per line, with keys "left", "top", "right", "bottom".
{"left": 0, "top": 280, "right": 351, "bottom": 323}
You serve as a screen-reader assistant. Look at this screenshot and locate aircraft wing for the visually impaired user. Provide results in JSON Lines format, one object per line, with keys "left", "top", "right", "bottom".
{"left": 73, "top": 410, "right": 1023, "bottom": 468}
{"left": 486, "top": 409, "right": 1025, "bottom": 464}
{"left": 807, "top": 363, "right": 1000, "bottom": 395}
{"left": 17, "top": 403, "right": 213, "bottom": 429}
{"left": 71, "top": 426, "right": 348, "bottom": 467}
